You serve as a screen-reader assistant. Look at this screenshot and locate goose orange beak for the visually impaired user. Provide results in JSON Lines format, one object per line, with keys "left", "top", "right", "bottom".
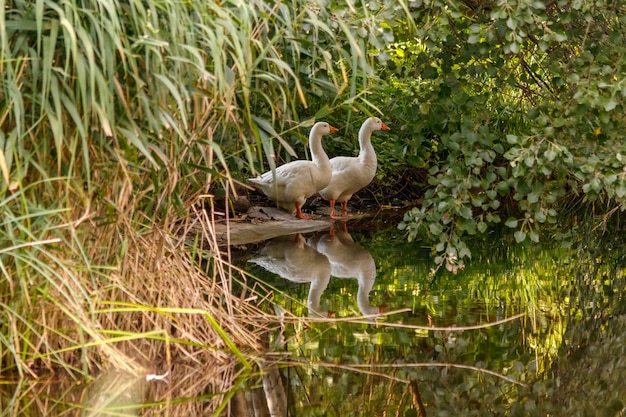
{"left": 381, "top": 122, "right": 391, "bottom": 131}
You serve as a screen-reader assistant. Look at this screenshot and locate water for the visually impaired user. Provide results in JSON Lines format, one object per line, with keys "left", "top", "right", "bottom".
{"left": 240, "top": 215, "right": 626, "bottom": 417}
{"left": 3, "top": 215, "right": 625, "bottom": 416}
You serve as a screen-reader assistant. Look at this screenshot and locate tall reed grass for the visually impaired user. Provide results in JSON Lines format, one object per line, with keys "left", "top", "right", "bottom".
{"left": 0, "top": 0, "right": 400, "bottom": 403}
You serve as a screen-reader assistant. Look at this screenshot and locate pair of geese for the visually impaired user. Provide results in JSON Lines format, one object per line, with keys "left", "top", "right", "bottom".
{"left": 249, "top": 117, "right": 390, "bottom": 219}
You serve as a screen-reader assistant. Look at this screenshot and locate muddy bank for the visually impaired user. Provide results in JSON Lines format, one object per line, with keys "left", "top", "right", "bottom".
{"left": 208, "top": 205, "right": 408, "bottom": 247}
{"left": 212, "top": 206, "right": 332, "bottom": 246}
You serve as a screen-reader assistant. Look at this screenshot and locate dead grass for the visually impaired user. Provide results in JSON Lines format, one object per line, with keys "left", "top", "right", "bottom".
{"left": 1, "top": 195, "right": 280, "bottom": 415}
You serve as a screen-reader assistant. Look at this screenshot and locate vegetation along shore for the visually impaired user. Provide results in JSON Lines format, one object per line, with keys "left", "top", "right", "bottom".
{"left": 2, "top": 0, "right": 625, "bottom": 414}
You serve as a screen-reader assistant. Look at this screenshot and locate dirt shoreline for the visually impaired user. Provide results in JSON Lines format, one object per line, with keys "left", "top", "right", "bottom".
{"left": 209, "top": 205, "right": 407, "bottom": 247}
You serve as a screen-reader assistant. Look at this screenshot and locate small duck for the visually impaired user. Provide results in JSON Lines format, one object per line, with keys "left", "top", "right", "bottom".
{"left": 249, "top": 122, "right": 339, "bottom": 219}
{"left": 319, "top": 117, "right": 390, "bottom": 218}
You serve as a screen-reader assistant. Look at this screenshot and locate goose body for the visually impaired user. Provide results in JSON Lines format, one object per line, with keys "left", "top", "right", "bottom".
{"left": 319, "top": 117, "right": 390, "bottom": 217}
{"left": 249, "top": 122, "right": 338, "bottom": 219}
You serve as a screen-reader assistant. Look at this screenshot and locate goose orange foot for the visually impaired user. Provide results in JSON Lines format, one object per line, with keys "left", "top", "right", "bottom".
{"left": 295, "top": 203, "right": 312, "bottom": 220}
{"left": 329, "top": 200, "right": 350, "bottom": 218}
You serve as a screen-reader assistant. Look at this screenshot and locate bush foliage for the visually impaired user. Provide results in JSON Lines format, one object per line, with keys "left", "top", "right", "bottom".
{"left": 391, "top": 0, "right": 626, "bottom": 271}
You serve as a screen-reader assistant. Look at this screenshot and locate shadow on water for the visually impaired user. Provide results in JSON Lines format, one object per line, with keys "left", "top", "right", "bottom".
{"left": 3, "top": 211, "right": 625, "bottom": 416}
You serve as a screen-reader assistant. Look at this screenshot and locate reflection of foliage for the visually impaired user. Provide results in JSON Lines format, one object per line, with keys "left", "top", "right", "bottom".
{"left": 527, "top": 229, "right": 626, "bottom": 417}
{"left": 536, "top": 315, "right": 626, "bottom": 416}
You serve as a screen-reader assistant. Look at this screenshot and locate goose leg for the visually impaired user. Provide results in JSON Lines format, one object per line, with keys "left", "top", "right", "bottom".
{"left": 295, "top": 202, "right": 312, "bottom": 220}
{"left": 329, "top": 199, "right": 336, "bottom": 218}
{"left": 340, "top": 201, "right": 349, "bottom": 217}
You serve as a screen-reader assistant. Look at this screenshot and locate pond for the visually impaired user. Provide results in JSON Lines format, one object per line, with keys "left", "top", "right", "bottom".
{"left": 2, "top": 212, "right": 625, "bottom": 416}
{"left": 235, "top": 212, "right": 626, "bottom": 417}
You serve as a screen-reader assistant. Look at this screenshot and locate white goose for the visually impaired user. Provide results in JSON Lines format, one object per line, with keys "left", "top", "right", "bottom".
{"left": 319, "top": 117, "right": 390, "bottom": 218}
{"left": 249, "top": 122, "right": 338, "bottom": 219}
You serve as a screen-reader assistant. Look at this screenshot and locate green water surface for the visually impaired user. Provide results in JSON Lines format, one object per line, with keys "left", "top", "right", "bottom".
{"left": 240, "top": 215, "right": 626, "bottom": 417}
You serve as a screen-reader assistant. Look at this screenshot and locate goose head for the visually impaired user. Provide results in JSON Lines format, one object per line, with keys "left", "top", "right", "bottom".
{"left": 363, "top": 117, "right": 391, "bottom": 133}
{"left": 311, "top": 121, "right": 339, "bottom": 137}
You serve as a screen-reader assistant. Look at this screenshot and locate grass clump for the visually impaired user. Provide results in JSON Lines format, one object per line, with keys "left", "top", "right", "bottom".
{"left": 0, "top": 2, "right": 397, "bottom": 409}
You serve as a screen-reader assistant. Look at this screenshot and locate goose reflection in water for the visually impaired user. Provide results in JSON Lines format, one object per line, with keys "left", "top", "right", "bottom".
{"left": 308, "top": 222, "right": 385, "bottom": 319}
{"left": 248, "top": 233, "right": 333, "bottom": 318}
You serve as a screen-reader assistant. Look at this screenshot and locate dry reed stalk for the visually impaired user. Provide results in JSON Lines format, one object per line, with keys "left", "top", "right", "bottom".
{"left": 5, "top": 214, "right": 276, "bottom": 415}
{"left": 91, "top": 220, "right": 271, "bottom": 361}
{"left": 4, "top": 181, "right": 275, "bottom": 385}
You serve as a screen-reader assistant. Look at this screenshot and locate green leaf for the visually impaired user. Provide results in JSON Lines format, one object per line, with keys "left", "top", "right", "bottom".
{"left": 505, "top": 217, "right": 518, "bottom": 228}
{"left": 118, "top": 127, "right": 159, "bottom": 168}
{"left": 534, "top": 210, "right": 547, "bottom": 223}
{"left": 487, "top": 213, "right": 501, "bottom": 223}
{"left": 459, "top": 206, "right": 473, "bottom": 219}
{"left": 529, "top": 230, "right": 540, "bottom": 243}
{"left": 506, "top": 17, "right": 517, "bottom": 30}
{"left": 314, "top": 105, "right": 333, "bottom": 119}
{"left": 544, "top": 149, "right": 557, "bottom": 161}
{"left": 441, "top": 177, "right": 456, "bottom": 188}
{"left": 605, "top": 99, "right": 617, "bottom": 111}
{"left": 514, "top": 230, "right": 527, "bottom": 242}
{"left": 429, "top": 222, "right": 444, "bottom": 235}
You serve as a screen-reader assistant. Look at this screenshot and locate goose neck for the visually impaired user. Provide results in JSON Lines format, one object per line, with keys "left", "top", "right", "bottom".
{"left": 357, "top": 126, "right": 376, "bottom": 162}
{"left": 310, "top": 132, "right": 330, "bottom": 168}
